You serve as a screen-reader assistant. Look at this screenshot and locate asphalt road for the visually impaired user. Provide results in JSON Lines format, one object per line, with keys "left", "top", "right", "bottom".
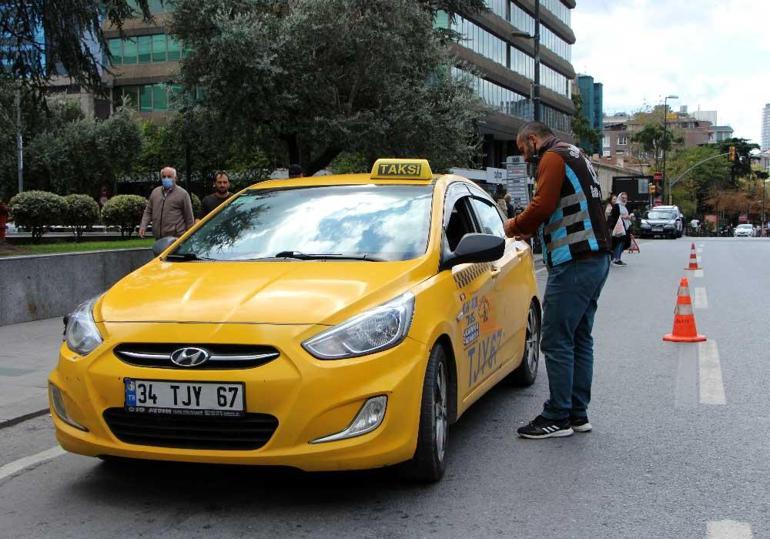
{"left": 1, "top": 237, "right": 768, "bottom": 539}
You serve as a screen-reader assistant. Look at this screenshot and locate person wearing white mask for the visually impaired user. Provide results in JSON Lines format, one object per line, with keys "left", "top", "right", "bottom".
{"left": 139, "top": 166, "right": 195, "bottom": 239}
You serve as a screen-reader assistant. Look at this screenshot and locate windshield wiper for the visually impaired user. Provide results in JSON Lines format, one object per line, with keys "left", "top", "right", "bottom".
{"left": 274, "top": 251, "right": 384, "bottom": 261}
{"left": 165, "top": 252, "right": 214, "bottom": 262}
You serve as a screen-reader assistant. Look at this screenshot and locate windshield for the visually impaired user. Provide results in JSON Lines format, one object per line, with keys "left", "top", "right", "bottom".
{"left": 647, "top": 211, "right": 677, "bottom": 220}
{"left": 737, "top": 224, "right": 753, "bottom": 229}
{"left": 171, "top": 184, "right": 434, "bottom": 262}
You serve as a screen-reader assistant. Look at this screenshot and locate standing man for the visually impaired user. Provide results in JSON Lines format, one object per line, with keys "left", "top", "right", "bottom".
{"left": 288, "top": 164, "right": 304, "bottom": 179}
{"left": 138, "top": 166, "right": 195, "bottom": 239}
{"left": 201, "top": 171, "right": 233, "bottom": 218}
{"left": 503, "top": 122, "right": 611, "bottom": 439}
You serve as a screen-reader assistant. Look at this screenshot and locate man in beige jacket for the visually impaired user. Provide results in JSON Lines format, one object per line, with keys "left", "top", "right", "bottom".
{"left": 139, "top": 167, "right": 195, "bottom": 239}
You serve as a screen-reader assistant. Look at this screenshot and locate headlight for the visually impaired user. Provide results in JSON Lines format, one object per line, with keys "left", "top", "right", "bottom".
{"left": 641, "top": 221, "right": 650, "bottom": 228}
{"left": 64, "top": 296, "right": 103, "bottom": 356}
{"left": 302, "top": 292, "right": 415, "bottom": 359}
{"left": 664, "top": 224, "right": 674, "bottom": 229}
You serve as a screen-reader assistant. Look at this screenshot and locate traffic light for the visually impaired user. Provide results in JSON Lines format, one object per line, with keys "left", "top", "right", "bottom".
{"left": 728, "top": 146, "right": 736, "bottom": 161}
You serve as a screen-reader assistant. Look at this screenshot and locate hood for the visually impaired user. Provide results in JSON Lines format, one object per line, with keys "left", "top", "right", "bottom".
{"left": 97, "top": 258, "right": 429, "bottom": 325}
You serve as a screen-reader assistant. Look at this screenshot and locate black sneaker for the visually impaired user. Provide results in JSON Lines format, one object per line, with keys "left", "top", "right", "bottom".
{"left": 612, "top": 260, "right": 627, "bottom": 267}
{"left": 517, "top": 415, "right": 574, "bottom": 439}
{"left": 570, "top": 416, "right": 592, "bottom": 433}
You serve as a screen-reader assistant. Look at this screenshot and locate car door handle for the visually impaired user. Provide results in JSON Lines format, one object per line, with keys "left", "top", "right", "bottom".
{"left": 490, "top": 266, "right": 501, "bottom": 278}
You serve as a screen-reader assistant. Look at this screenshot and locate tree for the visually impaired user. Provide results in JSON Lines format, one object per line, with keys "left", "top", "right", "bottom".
{"left": 24, "top": 108, "right": 143, "bottom": 195}
{"left": 0, "top": 1, "right": 151, "bottom": 96}
{"left": 666, "top": 145, "right": 732, "bottom": 215}
{"left": 717, "top": 137, "right": 759, "bottom": 179}
{"left": 630, "top": 123, "right": 680, "bottom": 173}
{"left": 570, "top": 93, "right": 600, "bottom": 155}
{"left": 171, "top": 0, "right": 487, "bottom": 175}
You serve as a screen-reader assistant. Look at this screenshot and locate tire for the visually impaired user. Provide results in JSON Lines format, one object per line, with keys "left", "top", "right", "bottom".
{"left": 508, "top": 299, "right": 541, "bottom": 387}
{"left": 401, "top": 345, "right": 449, "bottom": 483}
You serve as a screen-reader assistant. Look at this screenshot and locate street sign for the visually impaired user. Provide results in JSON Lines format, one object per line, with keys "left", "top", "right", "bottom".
{"left": 505, "top": 156, "right": 530, "bottom": 209}
{"left": 653, "top": 171, "right": 663, "bottom": 182}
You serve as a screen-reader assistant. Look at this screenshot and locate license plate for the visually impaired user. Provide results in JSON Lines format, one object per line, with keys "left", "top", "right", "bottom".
{"left": 653, "top": 227, "right": 663, "bottom": 232}
{"left": 124, "top": 378, "right": 245, "bottom": 417}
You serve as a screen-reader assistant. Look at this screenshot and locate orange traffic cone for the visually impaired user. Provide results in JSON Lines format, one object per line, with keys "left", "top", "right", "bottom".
{"left": 685, "top": 243, "right": 700, "bottom": 270}
{"left": 663, "top": 277, "right": 706, "bottom": 342}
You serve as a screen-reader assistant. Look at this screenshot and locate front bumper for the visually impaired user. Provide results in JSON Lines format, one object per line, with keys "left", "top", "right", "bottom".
{"left": 49, "top": 322, "right": 427, "bottom": 471}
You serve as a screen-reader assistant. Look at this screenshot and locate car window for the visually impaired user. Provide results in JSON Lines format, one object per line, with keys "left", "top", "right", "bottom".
{"left": 647, "top": 211, "right": 677, "bottom": 220}
{"left": 444, "top": 196, "right": 477, "bottom": 251}
{"left": 172, "top": 185, "right": 433, "bottom": 261}
{"left": 469, "top": 197, "right": 506, "bottom": 238}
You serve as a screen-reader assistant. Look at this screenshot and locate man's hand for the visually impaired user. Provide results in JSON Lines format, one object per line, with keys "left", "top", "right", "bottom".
{"left": 138, "top": 226, "right": 145, "bottom": 239}
{"left": 515, "top": 234, "right": 532, "bottom": 241}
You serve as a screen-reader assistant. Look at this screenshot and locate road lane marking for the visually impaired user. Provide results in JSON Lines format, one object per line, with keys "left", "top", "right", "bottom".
{"left": 693, "top": 287, "right": 708, "bottom": 309}
{"left": 0, "top": 446, "right": 65, "bottom": 482}
{"left": 707, "top": 520, "right": 753, "bottom": 538}
{"left": 675, "top": 345, "right": 698, "bottom": 409}
{"left": 693, "top": 269, "right": 704, "bottom": 278}
{"left": 699, "top": 340, "right": 726, "bottom": 405}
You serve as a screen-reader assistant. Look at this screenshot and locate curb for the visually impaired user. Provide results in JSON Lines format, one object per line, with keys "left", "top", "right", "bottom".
{"left": 0, "top": 408, "right": 50, "bottom": 430}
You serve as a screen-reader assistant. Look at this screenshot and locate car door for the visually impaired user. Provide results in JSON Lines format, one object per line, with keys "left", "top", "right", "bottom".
{"left": 466, "top": 194, "right": 529, "bottom": 378}
{"left": 441, "top": 187, "right": 502, "bottom": 401}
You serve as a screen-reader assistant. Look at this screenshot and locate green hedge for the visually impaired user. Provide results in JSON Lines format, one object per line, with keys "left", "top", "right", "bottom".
{"left": 63, "top": 194, "right": 100, "bottom": 241}
{"left": 9, "top": 191, "right": 67, "bottom": 240}
{"left": 101, "top": 195, "right": 147, "bottom": 238}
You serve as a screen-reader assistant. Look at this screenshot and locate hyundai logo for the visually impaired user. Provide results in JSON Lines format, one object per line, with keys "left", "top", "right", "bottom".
{"left": 170, "top": 347, "right": 210, "bottom": 367}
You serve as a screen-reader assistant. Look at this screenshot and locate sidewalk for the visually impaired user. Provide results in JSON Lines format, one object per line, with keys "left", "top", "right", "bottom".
{"left": 0, "top": 317, "right": 62, "bottom": 427}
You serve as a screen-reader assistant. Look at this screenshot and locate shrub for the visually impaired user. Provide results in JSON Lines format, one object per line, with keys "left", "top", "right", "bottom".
{"left": 102, "top": 195, "right": 147, "bottom": 238}
{"left": 9, "top": 190, "right": 67, "bottom": 241}
{"left": 63, "top": 194, "right": 100, "bottom": 241}
{"left": 190, "top": 193, "right": 201, "bottom": 218}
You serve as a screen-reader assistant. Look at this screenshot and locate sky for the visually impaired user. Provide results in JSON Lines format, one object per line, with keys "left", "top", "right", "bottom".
{"left": 572, "top": 0, "right": 770, "bottom": 144}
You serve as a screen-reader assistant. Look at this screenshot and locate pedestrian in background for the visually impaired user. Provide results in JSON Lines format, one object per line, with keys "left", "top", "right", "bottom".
{"left": 138, "top": 166, "right": 195, "bottom": 239}
{"left": 503, "top": 121, "right": 611, "bottom": 439}
{"left": 605, "top": 194, "right": 616, "bottom": 220}
{"left": 201, "top": 171, "right": 233, "bottom": 218}
{"left": 504, "top": 193, "right": 515, "bottom": 218}
{"left": 607, "top": 191, "right": 633, "bottom": 267}
{"left": 495, "top": 185, "right": 508, "bottom": 215}
{"left": 288, "top": 164, "right": 304, "bottom": 179}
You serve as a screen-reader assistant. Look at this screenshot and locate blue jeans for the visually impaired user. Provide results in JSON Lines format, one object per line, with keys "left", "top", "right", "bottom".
{"left": 612, "top": 237, "right": 625, "bottom": 261}
{"left": 540, "top": 254, "right": 610, "bottom": 420}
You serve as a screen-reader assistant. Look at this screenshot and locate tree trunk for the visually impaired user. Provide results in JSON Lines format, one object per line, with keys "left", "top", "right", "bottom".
{"left": 306, "top": 147, "right": 342, "bottom": 176}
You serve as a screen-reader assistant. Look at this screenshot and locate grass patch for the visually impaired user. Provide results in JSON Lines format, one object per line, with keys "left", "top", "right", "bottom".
{"left": 0, "top": 238, "right": 154, "bottom": 257}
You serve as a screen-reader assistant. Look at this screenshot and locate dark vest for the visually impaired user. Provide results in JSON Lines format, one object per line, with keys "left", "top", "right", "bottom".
{"left": 537, "top": 139, "right": 611, "bottom": 267}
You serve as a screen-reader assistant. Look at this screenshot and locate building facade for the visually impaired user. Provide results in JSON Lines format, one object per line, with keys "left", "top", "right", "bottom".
{"left": 576, "top": 74, "right": 602, "bottom": 154}
{"left": 762, "top": 104, "right": 770, "bottom": 151}
{"left": 601, "top": 107, "right": 715, "bottom": 168}
{"left": 438, "top": 0, "right": 577, "bottom": 168}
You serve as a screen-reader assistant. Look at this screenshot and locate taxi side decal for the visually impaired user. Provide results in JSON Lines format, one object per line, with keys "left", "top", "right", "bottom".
{"left": 452, "top": 262, "right": 492, "bottom": 288}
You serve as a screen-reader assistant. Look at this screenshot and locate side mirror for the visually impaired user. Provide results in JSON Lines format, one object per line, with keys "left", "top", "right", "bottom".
{"left": 442, "top": 233, "right": 505, "bottom": 270}
{"left": 152, "top": 236, "right": 177, "bottom": 256}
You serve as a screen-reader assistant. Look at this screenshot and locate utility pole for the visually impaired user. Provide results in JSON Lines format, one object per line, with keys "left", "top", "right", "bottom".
{"left": 662, "top": 95, "right": 678, "bottom": 204}
{"left": 15, "top": 81, "right": 23, "bottom": 193}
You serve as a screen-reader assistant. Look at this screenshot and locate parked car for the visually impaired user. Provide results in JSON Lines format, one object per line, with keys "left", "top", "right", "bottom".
{"left": 639, "top": 205, "right": 683, "bottom": 238}
{"left": 734, "top": 224, "right": 755, "bottom": 237}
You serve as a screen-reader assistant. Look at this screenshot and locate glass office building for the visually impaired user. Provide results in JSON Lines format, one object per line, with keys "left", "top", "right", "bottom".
{"left": 439, "top": 0, "right": 577, "bottom": 167}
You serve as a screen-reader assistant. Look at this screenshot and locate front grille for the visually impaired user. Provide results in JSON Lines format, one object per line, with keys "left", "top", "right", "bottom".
{"left": 114, "top": 343, "right": 280, "bottom": 369}
{"left": 103, "top": 408, "right": 279, "bottom": 450}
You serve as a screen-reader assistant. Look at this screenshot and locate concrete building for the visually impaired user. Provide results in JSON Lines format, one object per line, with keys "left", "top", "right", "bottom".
{"left": 601, "top": 107, "right": 714, "bottom": 168}
{"left": 575, "top": 74, "right": 602, "bottom": 154}
{"left": 762, "top": 104, "right": 770, "bottom": 150}
{"left": 438, "top": 0, "right": 577, "bottom": 168}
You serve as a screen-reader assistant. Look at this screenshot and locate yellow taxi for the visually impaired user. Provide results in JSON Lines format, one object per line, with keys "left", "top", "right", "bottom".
{"left": 49, "top": 159, "right": 541, "bottom": 482}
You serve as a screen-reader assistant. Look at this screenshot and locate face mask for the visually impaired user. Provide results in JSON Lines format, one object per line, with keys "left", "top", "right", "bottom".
{"left": 161, "top": 178, "right": 173, "bottom": 189}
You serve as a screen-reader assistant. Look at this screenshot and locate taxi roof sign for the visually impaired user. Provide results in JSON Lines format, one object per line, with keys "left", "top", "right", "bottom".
{"left": 370, "top": 159, "right": 433, "bottom": 181}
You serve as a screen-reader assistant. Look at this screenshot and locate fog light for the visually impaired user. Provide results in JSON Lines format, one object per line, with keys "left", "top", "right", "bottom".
{"left": 311, "top": 396, "right": 387, "bottom": 444}
{"left": 49, "top": 383, "right": 88, "bottom": 432}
